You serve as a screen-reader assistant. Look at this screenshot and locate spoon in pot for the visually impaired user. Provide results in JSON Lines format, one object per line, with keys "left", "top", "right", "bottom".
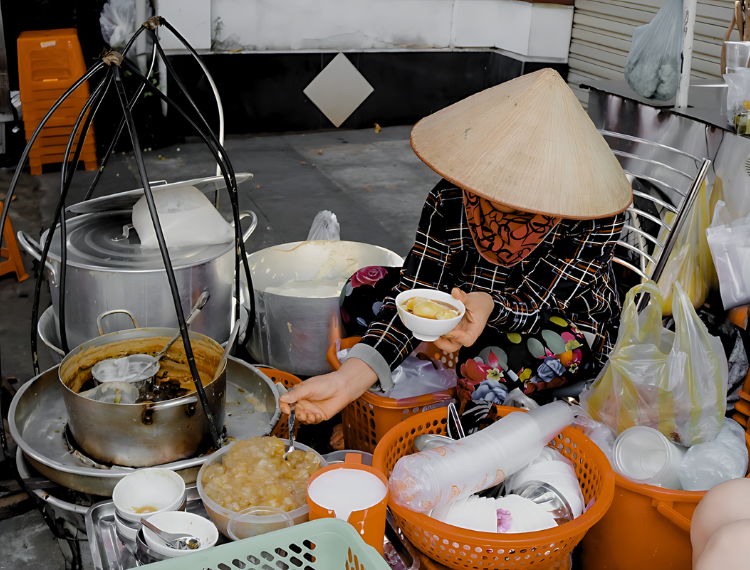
{"left": 213, "top": 319, "right": 240, "bottom": 382}
{"left": 140, "top": 518, "right": 202, "bottom": 551}
{"left": 283, "top": 394, "right": 296, "bottom": 461}
{"left": 153, "top": 292, "right": 211, "bottom": 362}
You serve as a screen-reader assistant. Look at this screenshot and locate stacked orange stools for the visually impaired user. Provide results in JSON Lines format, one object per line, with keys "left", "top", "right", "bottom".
{"left": 0, "top": 202, "right": 29, "bottom": 282}
{"left": 17, "top": 29, "right": 97, "bottom": 175}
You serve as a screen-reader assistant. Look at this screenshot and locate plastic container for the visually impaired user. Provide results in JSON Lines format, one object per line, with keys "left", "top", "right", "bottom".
{"left": 259, "top": 367, "right": 302, "bottom": 440}
{"left": 132, "top": 518, "right": 390, "bottom": 570}
{"left": 112, "top": 469, "right": 185, "bottom": 523}
{"left": 613, "top": 426, "right": 688, "bottom": 489}
{"left": 327, "top": 337, "right": 457, "bottom": 453}
{"left": 226, "top": 506, "right": 293, "bottom": 541}
{"left": 725, "top": 41, "right": 750, "bottom": 72}
{"left": 308, "top": 453, "right": 389, "bottom": 554}
{"left": 196, "top": 439, "right": 327, "bottom": 538}
{"left": 581, "top": 431, "right": 750, "bottom": 570}
{"left": 372, "top": 406, "right": 615, "bottom": 570}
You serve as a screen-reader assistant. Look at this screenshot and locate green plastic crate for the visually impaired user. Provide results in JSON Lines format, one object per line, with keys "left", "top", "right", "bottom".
{"left": 142, "top": 518, "right": 390, "bottom": 570}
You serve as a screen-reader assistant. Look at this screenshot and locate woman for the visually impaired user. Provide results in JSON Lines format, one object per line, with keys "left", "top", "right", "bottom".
{"left": 280, "top": 69, "right": 632, "bottom": 424}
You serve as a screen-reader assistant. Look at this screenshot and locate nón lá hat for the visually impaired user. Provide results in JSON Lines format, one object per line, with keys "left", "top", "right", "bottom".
{"left": 410, "top": 69, "right": 633, "bottom": 220}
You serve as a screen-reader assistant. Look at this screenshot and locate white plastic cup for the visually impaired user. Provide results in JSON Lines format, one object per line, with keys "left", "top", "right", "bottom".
{"left": 527, "top": 401, "right": 575, "bottom": 442}
{"left": 725, "top": 41, "right": 750, "bottom": 72}
{"left": 613, "top": 426, "right": 688, "bottom": 489}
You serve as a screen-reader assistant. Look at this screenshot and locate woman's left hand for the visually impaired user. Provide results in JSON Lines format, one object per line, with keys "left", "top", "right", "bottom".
{"left": 433, "top": 288, "right": 494, "bottom": 352}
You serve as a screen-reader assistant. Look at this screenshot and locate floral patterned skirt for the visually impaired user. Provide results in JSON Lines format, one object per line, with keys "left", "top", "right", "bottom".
{"left": 456, "top": 316, "right": 598, "bottom": 407}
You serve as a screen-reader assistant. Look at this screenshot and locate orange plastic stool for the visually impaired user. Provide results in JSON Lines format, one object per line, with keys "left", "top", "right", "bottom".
{"left": 307, "top": 453, "right": 389, "bottom": 554}
{"left": 327, "top": 337, "right": 457, "bottom": 453}
{"left": 259, "top": 367, "right": 302, "bottom": 440}
{"left": 0, "top": 203, "right": 29, "bottom": 282}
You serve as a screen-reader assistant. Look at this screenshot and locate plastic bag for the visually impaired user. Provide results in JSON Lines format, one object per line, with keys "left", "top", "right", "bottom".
{"left": 132, "top": 185, "right": 234, "bottom": 249}
{"left": 624, "top": 0, "right": 682, "bottom": 100}
{"left": 580, "top": 280, "right": 728, "bottom": 446}
{"left": 724, "top": 69, "right": 750, "bottom": 131}
{"left": 649, "top": 182, "right": 713, "bottom": 316}
{"left": 677, "top": 418, "right": 748, "bottom": 491}
{"left": 307, "top": 210, "right": 340, "bottom": 241}
{"left": 570, "top": 405, "right": 615, "bottom": 464}
{"left": 503, "top": 388, "right": 540, "bottom": 410}
{"left": 706, "top": 200, "right": 750, "bottom": 309}
{"left": 100, "top": 0, "right": 151, "bottom": 48}
{"left": 338, "top": 347, "right": 457, "bottom": 400}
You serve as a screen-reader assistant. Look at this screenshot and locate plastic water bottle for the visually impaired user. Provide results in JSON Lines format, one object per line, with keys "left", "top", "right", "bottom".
{"left": 389, "top": 402, "right": 574, "bottom": 513}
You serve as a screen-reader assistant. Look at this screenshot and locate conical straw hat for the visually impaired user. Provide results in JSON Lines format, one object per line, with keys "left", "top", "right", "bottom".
{"left": 411, "top": 69, "right": 632, "bottom": 219}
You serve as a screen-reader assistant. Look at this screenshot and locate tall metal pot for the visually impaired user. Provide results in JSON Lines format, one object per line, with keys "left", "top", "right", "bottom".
{"left": 247, "top": 241, "right": 402, "bottom": 376}
{"left": 18, "top": 209, "right": 256, "bottom": 348}
{"left": 58, "top": 326, "right": 226, "bottom": 468}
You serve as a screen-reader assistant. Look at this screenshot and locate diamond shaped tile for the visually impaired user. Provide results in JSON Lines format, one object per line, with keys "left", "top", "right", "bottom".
{"left": 304, "top": 53, "right": 374, "bottom": 128}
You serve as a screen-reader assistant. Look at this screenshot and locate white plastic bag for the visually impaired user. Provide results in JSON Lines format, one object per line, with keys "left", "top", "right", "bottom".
{"left": 503, "top": 388, "right": 540, "bottom": 410}
{"left": 132, "top": 185, "right": 234, "bottom": 249}
{"left": 706, "top": 200, "right": 750, "bottom": 309}
{"left": 624, "top": 0, "right": 682, "bottom": 100}
{"left": 677, "top": 418, "right": 749, "bottom": 491}
{"left": 570, "top": 405, "right": 615, "bottom": 464}
{"left": 580, "top": 281, "right": 729, "bottom": 447}
{"left": 307, "top": 210, "right": 340, "bottom": 241}
{"left": 100, "top": 0, "right": 151, "bottom": 48}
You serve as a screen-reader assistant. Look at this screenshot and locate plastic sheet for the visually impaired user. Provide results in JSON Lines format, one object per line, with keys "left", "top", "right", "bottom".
{"left": 706, "top": 200, "right": 750, "bottom": 309}
{"left": 132, "top": 185, "right": 234, "bottom": 249}
{"left": 306, "top": 210, "right": 340, "bottom": 241}
{"left": 580, "top": 281, "right": 728, "bottom": 447}
{"left": 677, "top": 418, "right": 749, "bottom": 491}
{"left": 624, "top": 0, "right": 682, "bottom": 100}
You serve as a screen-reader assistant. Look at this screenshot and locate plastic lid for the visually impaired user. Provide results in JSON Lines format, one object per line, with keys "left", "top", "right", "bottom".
{"left": 43, "top": 211, "right": 233, "bottom": 271}
{"left": 226, "top": 506, "right": 293, "bottom": 541}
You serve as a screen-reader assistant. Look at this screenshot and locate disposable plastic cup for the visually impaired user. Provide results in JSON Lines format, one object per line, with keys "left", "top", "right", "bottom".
{"left": 613, "top": 426, "right": 688, "bottom": 489}
{"left": 725, "top": 41, "right": 750, "bottom": 72}
{"left": 527, "top": 402, "right": 575, "bottom": 442}
{"left": 226, "top": 506, "right": 293, "bottom": 540}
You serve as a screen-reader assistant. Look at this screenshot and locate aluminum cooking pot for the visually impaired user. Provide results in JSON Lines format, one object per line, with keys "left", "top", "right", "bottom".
{"left": 18, "top": 208, "right": 256, "bottom": 349}
{"left": 247, "top": 241, "right": 402, "bottom": 376}
{"left": 58, "top": 324, "right": 226, "bottom": 468}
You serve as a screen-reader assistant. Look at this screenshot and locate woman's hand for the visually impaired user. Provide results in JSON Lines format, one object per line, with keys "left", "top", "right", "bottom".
{"left": 278, "top": 358, "right": 377, "bottom": 424}
{"left": 433, "top": 288, "right": 494, "bottom": 353}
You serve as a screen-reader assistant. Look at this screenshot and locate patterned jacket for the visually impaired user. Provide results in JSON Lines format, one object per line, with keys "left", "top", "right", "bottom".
{"left": 347, "top": 179, "right": 625, "bottom": 390}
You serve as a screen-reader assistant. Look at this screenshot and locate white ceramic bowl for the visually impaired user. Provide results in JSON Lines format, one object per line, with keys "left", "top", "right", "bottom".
{"left": 114, "top": 512, "right": 140, "bottom": 542}
{"left": 197, "top": 438, "right": 327, "bottom": 538}
{"left": 395, "top": 289, "right": 465, "bottom": 342}
{"left": 113, "top": 468, "right": 186, "bottom": 523}
{"left": 142, "top": 511, "right": 219, "bottom": 557}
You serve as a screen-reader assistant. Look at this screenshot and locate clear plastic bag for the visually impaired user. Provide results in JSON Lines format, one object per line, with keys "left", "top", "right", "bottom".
{"left": 307, "top": 210, "right": 340, "bottom": 241}
{"left": 677, "top": 418, "right": 748, "bottom": 491}
{"left": 624, "top": 0, "right": 682, "bottom": 100}
{"left": 132, "top": 185, "right": 234, "bottom": 249}
{"left": 724, "top": 68, "right": 750, "bottom": 131}
{"left": 570, "top": 405, "right": 615, "bottom": 464}
{"left": 580, "top": 281, "right": 728, "bottom": 447}
{"left": 100, "top": 0, "right": 152, "bottom": 48}
{"left": 706, "top": 200, "right": 750, "bottom": 309}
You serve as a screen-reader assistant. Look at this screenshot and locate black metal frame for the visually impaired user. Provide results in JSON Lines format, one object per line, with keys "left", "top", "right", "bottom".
{"left": 0, "top": 17, "right": 257, "bottom": 451}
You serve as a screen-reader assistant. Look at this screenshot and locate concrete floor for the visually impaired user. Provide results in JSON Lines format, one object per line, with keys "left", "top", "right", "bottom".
{"left": 0, "top": 125, "right": 440, "bottom": 568}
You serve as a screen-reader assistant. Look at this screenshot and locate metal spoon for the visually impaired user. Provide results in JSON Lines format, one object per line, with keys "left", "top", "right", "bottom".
{"left": 153, "top": 291, "right": 211, "bottom": 362}
{"left": 213, "top": 319, "right": 240, "bottom": 382}
{"left": 140, "top": 518, "right": 202, "bottom": 551}
{"left": 283, "top": 398, "right": 296, "bottom": 461}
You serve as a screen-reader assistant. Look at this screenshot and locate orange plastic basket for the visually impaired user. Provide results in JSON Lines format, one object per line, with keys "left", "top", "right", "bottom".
{"left": 258, "top": 367, "right": 302, "bottom": 440}
{"left": 327, "top": 337, "right": 457, "bottom": 453}
{"left": 372, "top": 406, "right": 615, "bottom": 569}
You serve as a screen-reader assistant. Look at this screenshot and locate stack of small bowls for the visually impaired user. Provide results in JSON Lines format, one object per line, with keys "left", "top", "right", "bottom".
{"left": 112, "top": 468, "right": 218, "bottom": 562}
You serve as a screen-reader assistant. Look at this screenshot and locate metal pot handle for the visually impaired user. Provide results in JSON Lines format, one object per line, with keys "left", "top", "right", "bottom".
{"left": 142, "top": 396, "right": 199, "bottom": 424}
{"left": 236, "top": 211, "right": 258, "bottom": 243}
{"left": 17, "top": 231, "right": 58, "bottom": 285}
{"left": 97, "top": 310, "right": 139, "bottom": 336}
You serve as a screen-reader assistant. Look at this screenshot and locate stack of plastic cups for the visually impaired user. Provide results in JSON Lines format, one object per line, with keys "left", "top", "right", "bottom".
{"left": 389, "top": 402, "right": 574, "bottom": 513}
{"left": 725, "top": 41, "right": 750, "bottom": 73}
{"left": 612, "top": 426, "right": 688, "bottom": 489}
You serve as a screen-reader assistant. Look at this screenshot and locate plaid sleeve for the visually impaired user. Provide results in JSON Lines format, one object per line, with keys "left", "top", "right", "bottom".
{"left": 358, "top": 182, "right": 455, "bottom": 372}
{"left": 486, "top": 214, "right": 625, "bottom": 344}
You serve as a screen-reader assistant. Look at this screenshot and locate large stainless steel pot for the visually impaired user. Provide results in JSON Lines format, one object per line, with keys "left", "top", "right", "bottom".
{"left": 247, "top": 241, "right": 402, "bottom": 376}
{"left": 58, "top": 326, "right": 226, "bottom": 468}
{"left": 18, "top": 209, "right": 256, "bottom": 348}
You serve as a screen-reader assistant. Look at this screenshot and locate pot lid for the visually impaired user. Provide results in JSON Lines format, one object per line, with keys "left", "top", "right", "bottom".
{"left": 44, "top": 211, "right": 233, "bottom": 271}
{"left": 65, "top": 173, "right": 253, "bottom": 214}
